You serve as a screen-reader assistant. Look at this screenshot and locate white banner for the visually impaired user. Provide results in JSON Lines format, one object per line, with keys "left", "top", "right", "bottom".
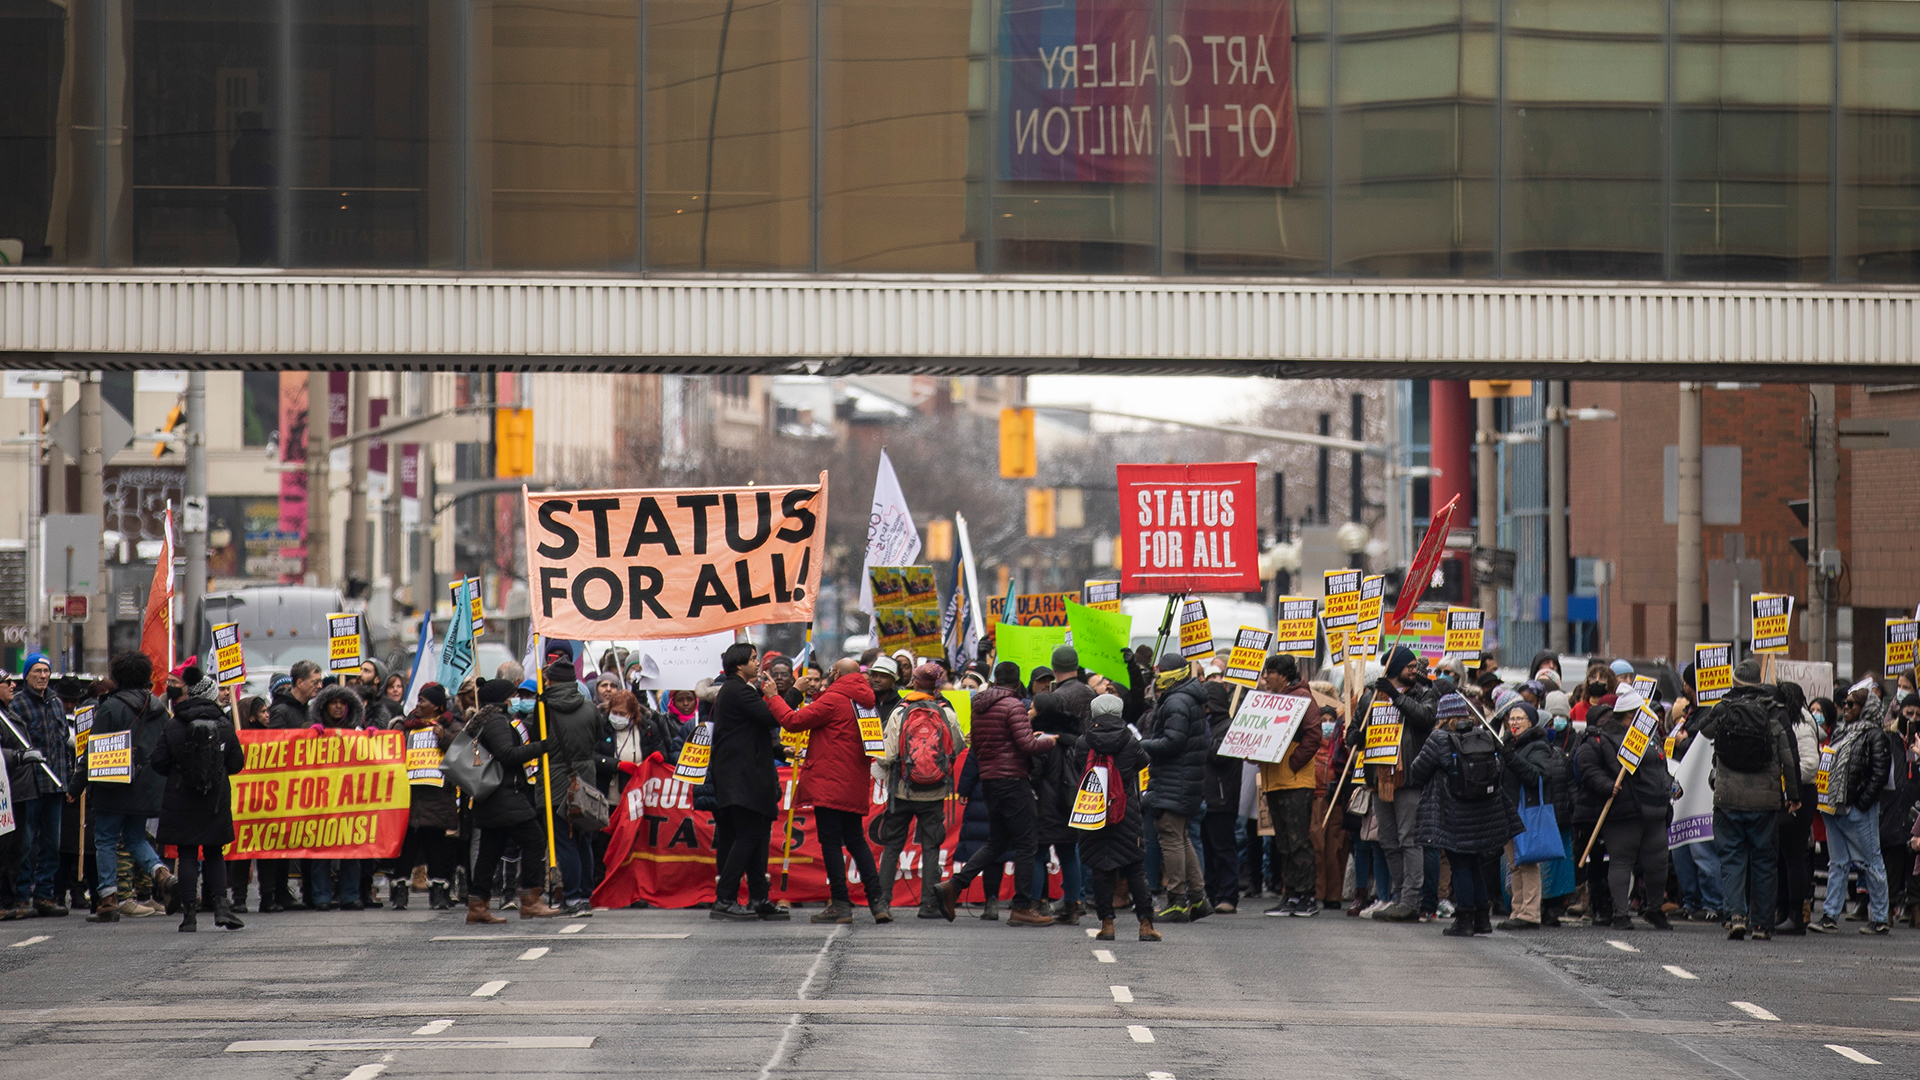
{"left": 627, "top": 632, "right": 735, "bottom": 691}
{"left": 1667, "top": 735, "right": 1715, "bottom": 850}
{"left": 858, "top": 450, "right": 920, "bottom": 615}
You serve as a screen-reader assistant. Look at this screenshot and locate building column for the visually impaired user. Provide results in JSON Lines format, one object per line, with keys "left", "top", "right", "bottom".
{"left": 1428, "top": 379, "right": 1475, "bottom": 598}
{"left": 306, "top": 371, "right": 332, "bottom": 587}
{"left": 1675, "top": 383, "right": 1703, "bottom": 661}
{"left": 1807, "top": 384, "right": 1838, "bottom": 665}
{"left": 1547, "top": 382, "right": 1568, "bottom": 653}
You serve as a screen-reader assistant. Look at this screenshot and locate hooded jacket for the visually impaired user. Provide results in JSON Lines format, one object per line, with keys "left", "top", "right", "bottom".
{"left": 1572, "top": 709, "right": 1672, "bottom": 823}
{"left": 1140, "top": 677, "right": 1208, "bottom": 818}
{"left": 540, "top": 679, "right": 605, "bottom": 812}
{"left": 398, "top": 705, "right": 461, "bottom": 832}
{"left": 1074, "top": 713, "right": 1149, "bottom": 871}
{"left": 1826, "top": 703, "right": 1892, "bottom": 812}
{"left": 967, "top": 686, "right": 1054, "bottom": 781}
{"left": 1409, "top": 723, "right": 1525, "bottom": 852}
{"left": 768, "top": 671, "right": 877, "bottom": 814}
{"left": 150, "top": 695, "right": 246, "bottom": 848}
{"left": 708, "top": 674, "right": 783, "bottom": 818}
{"left": 466, "top": 704, "right": 548, "bottom": 829}
{"left": 81, "top": 687, "right": 169, "bottom": 817}
{"left": 1503, "top": 721, "right": 1571, "bottom": 823}
{"left": 1688, "top": 684, "right": 1798, "bottom": 812}
{"left": 358, "top": 660, "right": 394, "bottom": 728}
{"left": 309, "top": 684, "right": 366, "bottom": 729}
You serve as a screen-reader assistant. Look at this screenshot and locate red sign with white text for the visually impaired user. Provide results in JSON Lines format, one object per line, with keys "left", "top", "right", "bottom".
{"left": 1117, "top": 462, "right": 1259, "bottom": 595}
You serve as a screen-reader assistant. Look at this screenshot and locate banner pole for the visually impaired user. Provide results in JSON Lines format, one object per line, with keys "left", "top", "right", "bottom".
{"left": 1151, "top": 593, "right": 1182, "bottom": 662}
{"left": 534, "top": 643, "right": 560, "bottom": 905}
{"left": 778, "top": 622, "right": 813, "bottom": 896}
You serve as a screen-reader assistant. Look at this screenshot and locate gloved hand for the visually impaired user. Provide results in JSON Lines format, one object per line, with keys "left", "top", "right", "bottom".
{"left": 1374, "top": 677, "right": 1396, "bottom": 696}
{"left": 617, "top": 760, "right": 643, "bottom": 777}
{"left": 646, "top": 751, "right": 666, "bottom": 766}
{"left": 21, "top": 748, "right": 46, "bottom": 764}
{"left": 308, "top": 723, "right": 326, "bottom": 736}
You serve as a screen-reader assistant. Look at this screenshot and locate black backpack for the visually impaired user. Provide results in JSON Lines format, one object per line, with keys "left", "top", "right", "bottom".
{"left": 1713, "top": 693, "right": 1775, "bottom": 774}
{"left": 1447, "top": 726, "right": 1503, "bottom": 802}
{"left": 177, "top": 717, "right": 226, "bottom": 796}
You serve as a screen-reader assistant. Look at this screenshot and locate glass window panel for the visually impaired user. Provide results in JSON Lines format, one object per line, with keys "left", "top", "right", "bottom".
{"left": 821, "top": 0, "right": 974, "bottom": 270}
{"left": 1333, "top": 0, "right": 1495, "bottom": 278}
{"left": 646, "top": 0, "right": 813, "bottom": 270}
{"left": 477, "top": 1, "right": 637, "bottom": 270}
{"left": 1168, "top": 0, "right": 1322, "bottom": 275}
{"left": 1, "top": 1, "right": 73, "bottom": 265}
{"left": 1504, "top": 0, "right": 1663, "bottom": 278}
{"left": 130, "top": 0, "right": 278, "bottom": 266}
{"left": 290, "top": 0, "right": 439, "bottom": 267}
{"left": 1672, "top": 0, "right": 1829, "bottom": 281}
{"left": 1840, "top": 0, "right": 1920, "bottom": 283}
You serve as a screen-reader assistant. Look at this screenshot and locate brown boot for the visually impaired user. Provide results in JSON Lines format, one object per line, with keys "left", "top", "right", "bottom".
{"left": 1058, "top": 901, "right": 1081, "bottom": 926}
{"left": 1138, "top": 916, "right": 1161, "bottom": 942}
{"left": 466, "top": 895, "right": 506, "bottom": 925}
{"left": 1095, "top": 917, "right": 1116, "bottom": 941}
{"left": 1007, "top": 906, "right": 1055, "bottom": 927}
{"left": 518, "top": 888, "right": 561, "bottom": 919}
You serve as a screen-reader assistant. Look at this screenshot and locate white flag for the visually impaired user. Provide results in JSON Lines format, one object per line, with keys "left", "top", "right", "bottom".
{"left": 402, "top": 613, "right": 438, "bottom": 714}
{"left": 858, "top": 449, "right": 921, "bottom": 614}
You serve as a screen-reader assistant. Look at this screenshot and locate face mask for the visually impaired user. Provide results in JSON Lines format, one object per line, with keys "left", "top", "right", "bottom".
{"left": 1589, "top": 683, "right": 1608, "bottom": 696}
{"left": 1321, "top": 721, "right": 1335, "bottom": 738}
{"left": 509, "top": 698, "right": 535, "bottom": 716}
{"left": 1552, "top": 717, "right": 1568, "bottom": 731}
{"left": 609, "top": 714, "right": 632, "bottom": 730}
{"left": 1899, "top": 688, "right": 1912, "bottom": 703}
{"left": 1572, "top": 720, "right": 1588, "bottom": 735}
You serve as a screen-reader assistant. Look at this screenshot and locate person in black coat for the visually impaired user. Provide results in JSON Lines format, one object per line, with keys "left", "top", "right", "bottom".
{"left": 463, "top": 679, "right": 560, "bottom": 924}
{"left": 1198, "top": 676, "right": 1243, "bottom": 912}
{"left": 1496, "top": 701, "right": 1566, "bottom": 930}
{"left": 1408, "top": 692, "right": 1523, "bottom": 937}
{"left": 706, "top": 643, "right": 788, "bottom": 923}
{"left": 1076, "top": 694, "right": 1161, "bottom": 942}
{"left": 1027, "top": 691, "right": 1084, "bottom": 923}
{"left": 78, "top": 652, "right": 178, "bottom": 923}
{"left": 1572, "top": 701, "right": 1674, "bottom": 931}
{"left": 151, "top": 670, "right": 246, "bottom": 932}
{"left": 1140, "top": 653, "right": 1212, "bottom": 922}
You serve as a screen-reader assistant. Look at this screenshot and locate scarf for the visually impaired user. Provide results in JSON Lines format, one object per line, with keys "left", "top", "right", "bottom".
{"left": 1155, "top": 668, "right": 1186, "bottom": 693}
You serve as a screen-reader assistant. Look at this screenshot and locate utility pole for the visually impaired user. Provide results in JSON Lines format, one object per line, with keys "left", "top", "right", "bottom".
{"left": 44, "top": 380, "right": 65, "bottom": 515}
{"left": 1384, "top": 383, "right": 1404, "bottom": 568}
{"left": 1806, "top": 384, "right": 1838, "bottom": 665}
{"left": 306, "top": 371, "right": 332, "bottom": 587}
{"left": 1675, "top": 382, "right": 1704, "bottom": 661}
{"left": 78, "top": 373, "right": 104, "bottom": 670}
{"left": 1349, "top": 393, "right": 1365, "bottom": 525}
{"left": 1475, "top": 396, "right": 1498, "bottom": 616}
{"left": 181, "top": 372, "right": 208, "bottom": 658}
{"left": 410, "top": 373, "right": 436, "bottom": 620}
{"left": 344, "top": 372, "right": 370, "bottom": 590}
{"left": 1547, "top": 382, "right": 1569, "bottom": 654}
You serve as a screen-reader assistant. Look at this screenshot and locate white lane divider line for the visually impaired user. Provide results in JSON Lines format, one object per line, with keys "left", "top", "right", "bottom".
{"left": 471, "top": 980, "right": 509, "bottom": 998}
{"left": 1093, "top": 949, "right": 1116, "bottom": 963}
{"left": 342, "top": 1065, "right": 388, "bottom": 1080}
{"left": 1147, "top": 1073, "right": 1178, "bottom": 1080}
{"left": 9, "top": 935, "right": 49, "bottom": 947}
{"left": 517, "top": 947, "right": 549, "bottom": 961}
{"left": 1110, "top": 985, "right": 1133, "bottom": 1003}
{"left": 1127, "top": 1025, "right": 1155, "bottom": 1043}
{"left": 411, "top": 1019, "right": 454, "bottom": 1036}
{"left": 1662, "top": 965, "right": 1698, "bottom": 980}
{"left": 1085, "top": 927, "right": 1099, "bottom": 938}
{"left": 1605, "top": 939, "right": 1640, "bottom": 953}
{"left": 1730, "top": 1001, "right": 1780, "bottom": 1021}
{"left": 560, "top": 923, "right": 586, "bottom": 934}
{"left": 1825, "top": 1045, "right": 1882, "bottom": 1065}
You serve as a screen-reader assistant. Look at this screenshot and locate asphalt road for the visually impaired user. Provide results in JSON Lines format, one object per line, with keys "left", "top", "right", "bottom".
{"left": 3, "top": 900, "right": 1918, "bottom": 1080}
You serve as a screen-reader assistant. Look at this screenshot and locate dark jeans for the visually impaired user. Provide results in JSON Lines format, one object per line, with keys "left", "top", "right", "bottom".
{"left": 257, "top": 859, "right": 299, "bottom": 906}
{"left": 713, "top": 806, "right": 772, "bottom": 906}
{"left": 399, "top": 827, "right": 459, "bottom": 884}
{"left": 1600, "top": 815, "right": 1668, "bottom": 919}
{"left": 1715, "top": 807, "right": 1778, "bottom": 927}
{"left": 815, "top": 806, "right": 883, "bottom": 905}
{"left": 1091, "top": 862, "right": 1153, "bottom": 921}
{"left": 1267, "top": 789, "right": 1317, "bottom": 899}
{"left": 1447, "top": 850, "right": 1490, "bottom": 909}
{"left": 308, "top": 859, "right": 362, "bottom": 905}
{"left": 952, "top": 777, "right": 1041, "bottom": 909}
{"left": 1421, "top": 846, "right": 1443, "bottom": 914}
{"left": 176, "top": 845, "right": 229, "bottom": 910}
{"left": 15, "top": 797, "right": 61, "bottom": 901}
{"left": 876, "top": 799, "right": 947, "bottom": 909}
{"left": 1201, "top": 808, "right": 1242, "bottom": 905}
{"left": 473, "top": 819, "right": 547, "bottom": 901}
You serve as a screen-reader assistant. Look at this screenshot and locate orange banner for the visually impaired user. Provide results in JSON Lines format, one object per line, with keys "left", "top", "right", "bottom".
{"left": 524, "top": 477, "right": 829, "bottom": 639}
{"left": 227, "top": 729, "right": 409, "bottom": 859}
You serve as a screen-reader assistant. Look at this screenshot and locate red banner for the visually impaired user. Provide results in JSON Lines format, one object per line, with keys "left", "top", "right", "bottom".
{"left": 227, "top": 729, "right": 409, "bottom": 860}
{"left": 593, "top": 757, "right": 1055, "bottom": 908}
{"left": 1117, "top": 462, "right": 1260, "bottom": 595}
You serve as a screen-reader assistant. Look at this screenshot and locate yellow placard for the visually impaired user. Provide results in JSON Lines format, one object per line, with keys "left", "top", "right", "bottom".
{"left": 327, "top": 613, "right": 362, "bottom": 672}
{"left": 1324, "top": 623, "right": 1347, "bottom": 665}
{"left": 1138, "top": 766, "right": 1150, "bottom": 791}
{"left": 211, "top": 622, "right": 247, "bottom": 687}
{"left": 1275, "top": 598, "right": 1319, "bottom": 657}
{"left": 1323, "top": 569, "right": 1361, "bottom": 629}
{"left": 469, "top": 577, "right": 484, "bottom": 639}
{"left": 779, "top": 726, "right": 810, "bottom": 761}
{"left": 404, "top": 729, "right": 444, "bottom": 787}
{"left": 1068, "top": 766, "right": 1109, "bottom": 830}
{"left": 674, "top": 722, "right": 713, "bottom": 781}
{"left": 1815, "top": 743, "right": 1835, "bottom": 812}
{"left": 1616, "top": 703, "right": 1660, "bottom": 773}
{"left": 1082, "top": 580, "right": 1121, "bottom": 613}
{"left": 1750, "top": 594, "right": 1792, "bottom": 654}
{"left": 1178, "top": 599, "right": 1214, "bottom": 659}
{"left": 88, "top": 729, "right": 133, "bottom": 782}
{"left": 1223, "top": 626, "right": 1272, "bottom": 687}
{"left": 856, "top": 704, "right": 886, "bottom": 759}
{"left": 1886, "top": 618, "right": 1918, "bottom": 677}
{"left": 73, "top": 703, "right": 94, "bottom": 759}
{"left": 1694, "top": 643, "right": 1732, "bottom": 704}
{"left": 1444, "top": 607, "right": 1485, "bottom": 657}
{"left": 1363, "top": 700, "right": 1403, "bottom": 767}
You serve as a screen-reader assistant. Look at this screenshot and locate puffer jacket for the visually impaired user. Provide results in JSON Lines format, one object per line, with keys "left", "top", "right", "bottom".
{"left": 1409, "top": 724, "right": 1524, "bottom": 853}
{"left": 1572, "top": 712, "right": 1672, "bottom": 823}
{"left": 309, "top": 684, "right": 366, "bottom": 728}
{"left": 267, "top": 688, "right": 308, "bottom": 729}
{"left": 1503, "top": 723, "right": 1570, "bottom": 823}
{"left": 541, "top": 680, "right": 605, "bottom": 812}
{"left": 768, "top": 671, "right": 877, "bottom": 814}
{"left": 150, "top": 696, "right": 247, "bottom": 848}
{"left": 466, "top": 704, "right": 548, "bottom": 829}
{"left": 1140, "top": 677, "right": 1208, "bottom": 818}
{"left": 967, "top": 686, "right": 1054, "bottom": 781}
{"left": 398, "top": 707, "right": 461, "bottom": 832}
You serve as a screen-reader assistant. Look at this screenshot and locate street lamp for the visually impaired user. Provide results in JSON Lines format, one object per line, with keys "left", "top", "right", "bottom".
{"left": 1544, "top": 397, "right": 1620, "bottom": 653}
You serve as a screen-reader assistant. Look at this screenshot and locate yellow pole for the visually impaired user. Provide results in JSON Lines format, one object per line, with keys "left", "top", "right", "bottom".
{"left": 534, "top": 640, "right": 560, "bottom": 903}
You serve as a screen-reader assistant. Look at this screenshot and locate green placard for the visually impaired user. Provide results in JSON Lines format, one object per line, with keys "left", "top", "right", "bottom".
{"left": 1065, "top": 600, "right": 1133, "bottom": 689}
{"left": 994, "top": 621, "right": 1069, "bottom": 684}
{"left": 941, "top": 689, "right": 973, "bottom": 737}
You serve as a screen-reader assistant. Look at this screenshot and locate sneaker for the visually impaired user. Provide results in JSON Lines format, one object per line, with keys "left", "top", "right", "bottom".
{"left": 1611, "top": 915, "right": 1635, "bottom": 931}
{"left": 1696, "top": 909, "right": 1721, "bottom": 924}
{"left": 1643, "top": 908, "right": 1672, "bottom": 931}
{"left": 1808, "top": 915, "right": 1839, "bottom": 933}
{"left": 708, "top": 900, "right": 757, "bottom": 921}
{"left": 1845, "top": 905, "right": 1871, "bottom": 922}
{"left": 564, "top": 900, "right": 595, "bottom": 917}
{"left": 1751, "top": 928, "right": 1772, "bottom": 940}
{"left": 1726, "top": 919, "right": 1748, "bottom": 940}
{"left": 1419, "top": 911, "right": 1438, "bottom": 923}
{"left": 753, "top": 900, "right": 791, "bottom": 921}
{"left": 118, "top": 898, "right": 156, "bottom": 918}
{"left": 1154, "top": 899, "right": 1191, "bottom": 924}
{"left": 1289, "top": 897, "right": 1319, "bottom": 917}
{"left": 1213, "top": 901, "right": 1236, "bottom": 915}
{"left": 1862, "top": 922, "right": 1891, "bottom": 935}
{"left": 1437, "top": 899, "right": 1457, "bottom": 918}
{"left": 1263, "top": 899, "right": 1292, "bottom": 917}
{"left": 1361, "top": 899, "right": 1389, "bottom": 918}
{"left": 1376, "top": 902, "right": 1419, "bottom": 922}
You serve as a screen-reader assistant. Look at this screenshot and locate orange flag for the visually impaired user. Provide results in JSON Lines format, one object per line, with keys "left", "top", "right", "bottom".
{"left": 141, "top": 509, "right": 175, "bottom": 695}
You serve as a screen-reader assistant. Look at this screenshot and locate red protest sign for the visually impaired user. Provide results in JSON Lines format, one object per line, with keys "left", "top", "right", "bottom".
{"left": 1117, "top": 462, "right": 1259, "bottom": 595}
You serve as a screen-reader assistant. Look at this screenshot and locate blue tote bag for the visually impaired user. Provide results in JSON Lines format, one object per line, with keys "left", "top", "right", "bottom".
{"left": 1513, "top": 779, "right": 1563, "bottom": 865}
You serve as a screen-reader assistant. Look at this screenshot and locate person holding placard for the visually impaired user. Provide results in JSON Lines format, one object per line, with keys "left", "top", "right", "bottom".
{"left": 393, "top": 684, "right": 461, "bottom": 912}
{"left": 79, "top": 653, "right": 179, "bottom": 924}
{"left": 1074, "top": 694, "right": 1159, "bottom": 942}
{"left": 1345, "top": 646, "right": 1440, "bottom": 923}
{"left": 707, "top": 643, "right": 787, "bottom": 924}
{"left": 150, "top": 670, "right": 246, "bottom": 932}
{"left": 1254, "top": 654, "right": 1321, "bottom": 918}
{"left": 1809, "top": 684, "right": 1893, "bottom": 934}
{"left": 463, "top": 679, "right": 560, "bottom": 924}
{"left": 765, "top": 657, "right": 888, "bottom": 925}
{"left": 1573, "top": 699, "right": 1673, "bottom": 931}
{"left": 1139, "top": 653, "right": 1213, "bottom": 925}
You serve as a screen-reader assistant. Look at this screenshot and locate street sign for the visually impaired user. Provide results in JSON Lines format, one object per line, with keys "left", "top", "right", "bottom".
{"left": 1469, "top": 380, "right": 1534, "bottom": 398}
{"left": 50, "top": 595, "right": 89, "bottom": 623}
{"left": 1472, "top": 546, "right": 1517, "bottom": 590}
{"left": 48, "top": 401, "right": 136, "bottom": 463}
{"left": 39, "top": 514, "right": 101, "bottom": 594}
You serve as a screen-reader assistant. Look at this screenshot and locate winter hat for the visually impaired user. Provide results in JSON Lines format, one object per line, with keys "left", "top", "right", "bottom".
{"left": 544, "top": 658, "right": 577, "bottom": 685}
{"left": 184, "top": 665, "right": 219, "bottom": 702}
{"left": 1436, "top": 691, "right": 1472, "bottom": 720}
{"left": 270, "top": 674, "right": 293, "bottom": 695}
{"left": 910, "top": 662, "right": 941, "bottom": 692}
{"left": 1544, "top": 690, "right": 1572, "bottom": 719}
{"left": 478, "top": 678, "right": 516, "bottom": 706}
{"left": 1051, "top": 645, "right": 1079, "bottom": 673}
{"left": 1609, "top": 659, "right": 1635, "bottom": 678}
{"left": 1384, "top": 645, "right": 1418, "bottom": 680}
{"left": 1522, "top": 679, "right": 1546, "bottom": 700}
{"left": 1732, "top": 657, "right": 1764, "bottom": 686}
{"left": 869, "top": 656, "right": 900, "bottom": 680}
{"left": 21, "top": 652, "right": 49, "bottom": 676}
{"left": 1503, "top": 701, "right": 1541, "bottom": 729}
{"left": 1492, "top": 689, "right": 1521, "bottom": 717}
{"left": 1091, "top": 693, "right": 1124, "bottom": 719}
{"left": 419, "top": 683, "right": 449, "bottom": 710}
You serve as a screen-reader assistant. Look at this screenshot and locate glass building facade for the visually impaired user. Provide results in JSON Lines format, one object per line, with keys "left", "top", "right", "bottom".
{"left": 3, "top": 0, "right": 1916, "bottom": 282}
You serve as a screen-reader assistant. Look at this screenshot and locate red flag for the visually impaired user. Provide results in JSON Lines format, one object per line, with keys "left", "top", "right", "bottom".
{"left": 141, "top": 509, "right": 175, "bottom": 695}
{"left": 1390, "top": 494, "right": 1462, "bottom": 630}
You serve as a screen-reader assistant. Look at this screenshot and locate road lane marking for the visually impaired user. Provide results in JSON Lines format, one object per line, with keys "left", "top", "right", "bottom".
{"left": 756, "top": 925, "right": 846, "bottom": 1080}
{"left": 472, "top": 981, "right": 509, "bottom": 998}
{"left": 1110, "top": 986, "right": 1133, "bottom": 1003}
{"left": 1730, "top": 1001, "right": 1780, "bottom": 1021}
{"left": 1085, "top": 927, "right": 1098, "bottom": 937}
{"left": 1147, "top": 1073, "right": 1177, "bottom": 1080}
{"left": 411, "top": 1020, "right": 454, "bottom": 1035}
{"left": 1889, "top": 997, "right": 1920, "bottom": 1003}
{"left": 1825, "top": 1045, "right": 1881, "bottom": 1065}
{"left": 517, "top": 947, "right": 549, "bottom": 961}
{"left": 342, "top": 1066, "right": 387, "bottom": 1080}
{"left": 1093, "top": 949, "right": 1116, "bottom": 963}
{"left": 227, "top": 1038, "right": 593, "bottom": 1052}
{"left": 9, "top": 936, "right": 49, "bottom": 947}
{"left": 1605, "top": 940, "right": 1639, "bottom": 953}
{"left": 431, "top": 933, "right": 687, "bottom": 941}
{"left": 1127, "top": 1025, "right": 1154, "bottom": 1043}
{"left": 560, "top": 924, "right": 586, "bottom": 934}
{"left": 1662, "top": 965, "right": 1698, "bottom": 980}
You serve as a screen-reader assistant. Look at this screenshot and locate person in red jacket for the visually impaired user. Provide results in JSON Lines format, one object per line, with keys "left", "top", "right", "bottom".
{"left": 765, "top": 657, "right": 889, "bottom": 925}
{"left": 933, "top": 662, "right": 1059, "bottom": 926}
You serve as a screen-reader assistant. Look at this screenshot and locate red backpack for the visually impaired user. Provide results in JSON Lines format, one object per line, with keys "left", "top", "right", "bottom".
{"left": 900, "top": 697, "right": 956, "bottom": 789}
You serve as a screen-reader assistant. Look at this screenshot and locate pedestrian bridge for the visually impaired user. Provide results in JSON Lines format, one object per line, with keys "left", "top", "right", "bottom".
{"left": 3, "top": 271, "right": 1914, "bottom": 382}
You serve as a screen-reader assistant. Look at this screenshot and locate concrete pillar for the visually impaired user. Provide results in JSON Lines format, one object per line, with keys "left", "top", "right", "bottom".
{"left": 181, "top": 372, "right": 207, "bottom": 658}
{"left": 1547, "top": 381, "right": 1569, "bottom": 653}
{"left": 78, "top": 374, "right": 104, "bottom": 671}
{"left": 1428, "top": 379, "right": 1475, "bottom": 596}
{"left": 344, "top": 372, "right": 371, "bottom": 589}
{"left": 1675, "top": 383, "right": 1703, "bottom": 662}
{"left": 306, "top": 371, "right": 331, "bottom": 587}
{"left": 1807, "top": 384, "right": 1838, "bottom": 665}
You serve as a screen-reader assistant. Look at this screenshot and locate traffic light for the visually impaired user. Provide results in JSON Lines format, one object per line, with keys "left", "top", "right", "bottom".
{"left": 1787, "top": 499, "right": 1810, "bottom": 562}
{"left": 925, "top": 519, "right": 954, "bottom": 561}
{"left": 495, "top": 408, "right": 534, "bottom": 478}
{"left": 1787, "top": 498, "right": 1843, "bottom": 577}
{"left": 1026, "top": 487, "right": 1056, "bottom": 537}
{"left": 152, "top": 400, "right": 185, "bottom": 459}
{"left": 999, "top": 408, "right": 1037, "bottom": 479}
